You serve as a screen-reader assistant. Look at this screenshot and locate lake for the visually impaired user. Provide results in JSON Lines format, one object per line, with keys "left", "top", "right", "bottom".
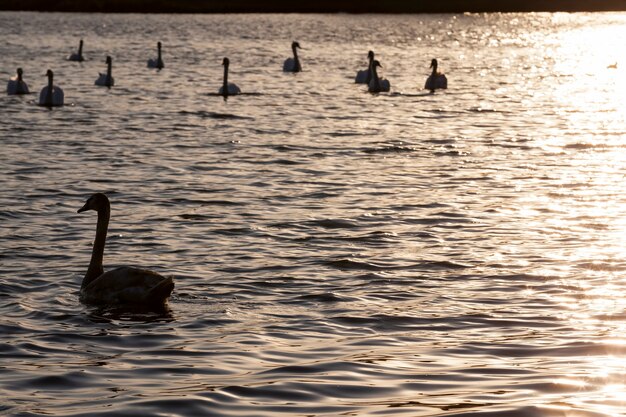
{"left": 2, "top": 11, "right": 626, "bottom": 417}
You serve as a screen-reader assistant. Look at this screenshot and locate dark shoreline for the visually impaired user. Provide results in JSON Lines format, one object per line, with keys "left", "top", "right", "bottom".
{"left": 3, "top": 0, "right": 626, "bottom": 13}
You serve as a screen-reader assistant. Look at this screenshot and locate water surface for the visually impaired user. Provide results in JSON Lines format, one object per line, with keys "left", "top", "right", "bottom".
{"left": 2, "top": 11, "right": 626, "bottom": 417}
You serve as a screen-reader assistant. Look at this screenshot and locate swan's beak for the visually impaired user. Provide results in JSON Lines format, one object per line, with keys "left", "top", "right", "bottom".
{"left": 77, "top": 203, "right": 89, "bottom": 213}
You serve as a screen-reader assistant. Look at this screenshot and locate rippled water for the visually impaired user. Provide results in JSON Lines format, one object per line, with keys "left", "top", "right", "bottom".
{"left": 3, "top": 11, "right": 626, "bottom": 416}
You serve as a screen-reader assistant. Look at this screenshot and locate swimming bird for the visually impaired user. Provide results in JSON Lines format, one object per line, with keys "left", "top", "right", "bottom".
{"left": 7, "top": 68, "right": 29, "bottom": 95}
{"left": 147, "top": 41, "right": 164, "bottom": 69}
{"left": 424, "top": 58, "right": 447, "bottom": 93}
{"left": 368, "top": 60, "right": 390, "bottom": 93}
{"left": 283, "top": 41, "right": 302, "bottom": 73}
{"left": 355, "top": 50, "right": 374, "bottom": 84}
{"left": 38, "top": 69, "right": 64, "bottom": 107}
{"left": 77, "top": 193, "right": 174, "bottom": 306}
{"left": 95, "top": 56, "right": 114, "bottom": 88}
{"left": 218, "top": 57, "right": 241, "bottom": 98}
{"left": 68, "top": 39, "right": 85, "bottom": 62}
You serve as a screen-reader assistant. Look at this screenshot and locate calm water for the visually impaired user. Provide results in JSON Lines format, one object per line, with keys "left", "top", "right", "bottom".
{"left": 3, "top": 11, "right": 626, "bottom": 416}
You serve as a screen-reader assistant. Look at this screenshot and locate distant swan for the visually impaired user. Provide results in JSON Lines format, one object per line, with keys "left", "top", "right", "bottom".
{"left": 77, "top": 193, "right": 175, "bottom": 305}
{"left": 147, "top": 41, "right": 164, "bottom": 69}
{"left": 38, "top": 69, "right": 64, "bottom": 107}
{"left": 95, "top": 56, "right": 114, "bottom": 88}
{"left": 424, "top": 58, "right": 447, "bottom": 93}
{"left": 68, "top": 39, "right": 85, "bottom": 62}
{"left": 283, "top": 41, "right": 302, "bottom": 73}
{"left": 355, "top": 50, "right": 374, "bottom": 84}
{"left": 218, "top": 57, "right": 241, "bottom": 97}
{"left": 7, "top": 68, "right": 29, "bottom": 95}
{"left": 368, "top": 60, "right": 390, "bottom": 93}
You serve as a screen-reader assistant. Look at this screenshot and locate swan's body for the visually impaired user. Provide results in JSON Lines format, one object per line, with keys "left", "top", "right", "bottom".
{"left": 38, "top": 70, "right": 64, "bottom": 107}
{"left": 424, "top": 58, "right": 448, "bottom": 92}
{"left": 218, "top": 57, "right": 241, "bottom": 97}
{"left": 147, "top": 41, "right": 164, "bottom": 69}
{"left": 68, "top": 39, "right": 85, "bottom": 62}
{"left": 368, "top": 60, "right": 390, "bottom": 93}
{"left": 355, "top": 50, "right": 374, "bottom": 84}
{"left": 95, "top": 56, "right": 114, "bottom": 87}
{"left": 77, "top": 193, "right": 174, "bottom": 306}
{"left": 7, "top": 68, "right": 29, "bottom": 95}
{"left": 283, "top": 41, "right": 302, "bottom": 73}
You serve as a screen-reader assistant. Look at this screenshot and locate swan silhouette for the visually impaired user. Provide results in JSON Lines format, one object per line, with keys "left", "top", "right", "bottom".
{"left": 283, "top": 41, "right": 302, "bottom": 73}
{"left": 368, "top": 60, "right": 390, "bottom": 93}
{"left": 424, "top": 58, "right": 447, "bottom": 93}
{"left": 77, "top": 193, "right": 174, "bottom": 306}
{"left": 95, "top": 56, "right": 114, "bottom": 88}
{"left": 7, "top": 68, "right": 29, "bottom": 95}
{"left": 68, "top": 39, "right": 85, "bottom": 62}
{"left": 218, "top": 57, "right": 241, "bottom": 97}
{"left": 355, "top": 50, "right": 375, "bottom": 84}
{"left": 147, "top": 41, "right": 164, "bottom": 69}
{"left": 38, "top": 69, "right": 64, "bottom": 107}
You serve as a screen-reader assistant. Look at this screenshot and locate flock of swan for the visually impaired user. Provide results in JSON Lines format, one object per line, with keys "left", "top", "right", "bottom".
{"left": 6, "top": 39, "right": 448, "bottom": 106}
{"left": 7, "top": 39, "right": 448, "bottom": 307}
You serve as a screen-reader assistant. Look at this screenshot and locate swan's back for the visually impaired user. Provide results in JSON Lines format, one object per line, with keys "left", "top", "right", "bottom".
{"left": 425, "top": 74, "right": 448, "bottom": 91}
{"left": 219, "top": 83, "right": 241, "bottom": 95}
{"left": 38, "top": 85, "right": 64, "bottom": 106}
{"left": 283, "top": 58, "right": 298, "bottom": 72}
{"left": 95, "top": 73, "right": 114, "bottom": 87}
{"left": 355, "top": 69, "right": 370, "bottom": 84}
{"left": 147, "top": 58, "right": 164, "bottom": 69}
{"left": 368, "top": 78, "right": 390, "bottom": 93}
{"left": 80, "top": 266, "right": 174, "bottom": 305}
{"left": 7, "top": 78, "right": 29, "bottom": 95}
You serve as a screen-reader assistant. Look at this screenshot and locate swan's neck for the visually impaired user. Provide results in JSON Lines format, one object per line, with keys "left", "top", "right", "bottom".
{"left": 17, "top": 72, "right": 23, "bottom": 82}
{"left": 222, "top": 64, "right": 229, "bottom": 95}
{"left": 78, "top": 41, "right": 83, "bottom": 57}
{"left": 157, "top": 46, "right": 162, "bottom": 61}
{"left": 431, "top": 63, "right": 438, "bottom": 76}
{"left": 292, "top": 46, "right": 300, "bottom": 72}
{"left": 45, "top": 74, "right": 54, "bottom": 105}
{"left": 366, "top": 57, "right": 374, "bottom": 84}
{"left": 83, "top": 204, "right": 110, "bottom": 288}
{"left": 107, "top": 61, "right": 112, "bottom": 78}
{"left": 371, "top": 65, "right": 380, "bottom": 90}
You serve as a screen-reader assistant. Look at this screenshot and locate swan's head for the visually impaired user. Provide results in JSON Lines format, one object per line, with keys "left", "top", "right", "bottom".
{"left": 292, "top": 41, "right": 301, "bottom": 49}
{"left": 46, "top": 69, "right": 54, "bottom": 79}
{"left": 106, "top": 56, "right": 112, "bottom": 64}
{"left": 79, "top": 39, "right": 83, "bottom": 47}
{"left": 78, "top": 193, "right": 110, "bottom": 214}
{"left": 367, "top": 50, "right": 375, "bottom": 60}
{"left": 157, "top": 41, "right": 162, "bottom": 49}
{"left": 222, "top": 57, "right": 230, "bottom": 66}
{"left": 372, "top": 60, "right": 382, "bottom": 69}
{"left": 17, "top": 68, "right": 23, "bottom": 76}
{"left": 430, "top": 58, "right": 438, "bottom": 68}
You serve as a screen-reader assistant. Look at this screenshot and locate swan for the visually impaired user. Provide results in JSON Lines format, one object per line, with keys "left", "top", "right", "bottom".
{"left": 368, "top": 60, "right": 391, "bottom": 93}
{"left": 218, "top": 57, "right": 241, "bottom": 97}
{"left": 68, "top": 39, "right": 85, "bottom": 62}
{"left": 147, "top": 41, "right": 164, "bottom": 69}
{"left": 355, "top": 50, "right": 374, "bottom": 84}
{"left": 95, "top": 56, "right": 114, "bottom": 87}
{"left": 77, "top": 193, "right": 175, "bottom": 306}
{"left": 283, "top": 41, "right": 302, "bottom": 73}
{"left": 424, "top": 58, "right": 448, "bottom": 93}
{"left": 7, "top": 68, "right": 29, "bottom": 95}
{"left": 38, "top": 69, "right": 64, "bottom": 107}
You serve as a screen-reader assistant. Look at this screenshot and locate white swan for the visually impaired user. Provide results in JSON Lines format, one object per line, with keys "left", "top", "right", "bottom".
{"left": 95, "top": 56, "right": 114, "bottom": 88}
{"left": 283, "top": 41, "right": 302, "bottom": 73}
{"left": 355, "top": 50, "right": 374, "bottom": 84}
{"left": 147, "top": 41, "right": 164, "bottom": 69}
{"left": 424, "top": 58, "right": 447, "bottom": 92}
{"left": 368, "top": 60, "right": 391, "bottom": 93}
{"left": 77, "top": 193, "right": 174, "bottom": 306}
{"left": 218, "top": 57, "right": 241, "bottom": 97}
{"left": 38, "top": 69, "right": 64, "bottom": 107}
{"left": 7, "top": 68, "right": 29, "bottom": 95}
{"left": 68, "top": 39, "right": 85, "bottom": 62}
